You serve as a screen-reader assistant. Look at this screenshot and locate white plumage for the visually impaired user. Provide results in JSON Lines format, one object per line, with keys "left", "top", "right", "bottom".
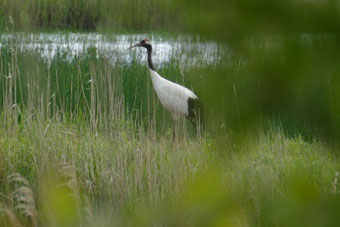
{"left": 149, "top": 68, "right": 198, "bottom": 120}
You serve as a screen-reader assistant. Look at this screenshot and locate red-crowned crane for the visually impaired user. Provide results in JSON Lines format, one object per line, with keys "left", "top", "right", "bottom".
{"left": 129, "top": 38, "right": 204, "bottom": 134}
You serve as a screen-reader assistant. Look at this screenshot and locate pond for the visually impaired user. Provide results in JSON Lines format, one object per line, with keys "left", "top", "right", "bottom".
{"left": 0, "top": 33, "right": 225, "bottom": 67}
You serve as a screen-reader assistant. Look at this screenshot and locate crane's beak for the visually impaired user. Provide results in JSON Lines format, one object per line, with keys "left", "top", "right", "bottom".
{"left": 128, "top": 42, "right": 141, "bottom": 50}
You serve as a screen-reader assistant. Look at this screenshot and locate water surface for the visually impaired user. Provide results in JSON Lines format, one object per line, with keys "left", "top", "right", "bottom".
{"left": 0, "top": 33, "right": 224, "bottom": 67}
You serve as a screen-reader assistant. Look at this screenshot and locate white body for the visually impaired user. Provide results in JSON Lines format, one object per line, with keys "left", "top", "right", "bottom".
{"left": 149, "top": 68, "right": 198, "bottom": 120}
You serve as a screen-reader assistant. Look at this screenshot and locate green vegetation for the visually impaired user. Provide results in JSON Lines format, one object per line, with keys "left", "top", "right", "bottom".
{"left": 2, "top": 0, "right": 340, "bottom": 226}
{"left": 1, "top": 33, "right": 340, "bottom": 227}
{"left": 2, "top": 111, "right": 340, "bottom": 226}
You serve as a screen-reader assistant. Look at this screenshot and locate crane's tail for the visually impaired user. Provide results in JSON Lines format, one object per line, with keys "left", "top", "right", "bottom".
{"left": 187, "top": 97, "right": 205, "bottom": 135}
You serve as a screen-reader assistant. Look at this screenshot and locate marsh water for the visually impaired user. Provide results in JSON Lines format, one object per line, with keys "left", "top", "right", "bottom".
{"left": 0, "top": 33, "right": 225, "bottom": 67}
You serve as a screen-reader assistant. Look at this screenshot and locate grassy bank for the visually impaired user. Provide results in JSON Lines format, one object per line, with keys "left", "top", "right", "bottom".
{"left": 0, "top": 0, "right": 175, "bottom": 31}
{"left": 1, "top": 0, "right": 339, "bottom": 35}
{"left": 1, "top": 116, "right": 340, "bottom": 226}
{"left": 1, "top": 114, "right": 211, "bottom": 226}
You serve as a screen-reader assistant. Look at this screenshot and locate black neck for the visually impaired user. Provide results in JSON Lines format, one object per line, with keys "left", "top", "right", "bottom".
{"left": 146, "top": 45, "right": 154, "bottom": 70}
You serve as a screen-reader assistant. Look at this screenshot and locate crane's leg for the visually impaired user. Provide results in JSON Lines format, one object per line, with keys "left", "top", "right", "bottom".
{"left": 172, "top": 120, "right": 178, "bottom": 143}
{"left": 172, "top": 114, "right": 179, "bottom": 143}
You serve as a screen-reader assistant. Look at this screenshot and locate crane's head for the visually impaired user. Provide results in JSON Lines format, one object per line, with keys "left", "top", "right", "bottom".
{"left": 128, "top": 38, "right": 152, "bottom": 50}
